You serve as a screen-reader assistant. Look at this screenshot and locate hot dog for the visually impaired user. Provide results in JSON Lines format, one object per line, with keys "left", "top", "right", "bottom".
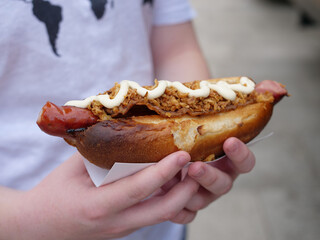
{"left": 37, "top": 77, "right": 287, "bottom": 169}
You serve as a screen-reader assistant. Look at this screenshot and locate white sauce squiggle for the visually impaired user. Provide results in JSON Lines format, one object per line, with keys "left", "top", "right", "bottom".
{"left": 65, "top": 77, "right": 255, "bottom": 109}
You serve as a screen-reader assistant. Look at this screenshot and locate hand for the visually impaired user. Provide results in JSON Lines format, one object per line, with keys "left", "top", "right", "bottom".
{"left": 185, "top": 137, "right": 256, "bottom": 212}
{"left": 181, "top": 79, "right": 287, "bottom": 213}
{"left": 151, "top": 137, "right": 255, "bottom": 224}
{"left": 2, "top": 151, "right": 199, "bottom": 240}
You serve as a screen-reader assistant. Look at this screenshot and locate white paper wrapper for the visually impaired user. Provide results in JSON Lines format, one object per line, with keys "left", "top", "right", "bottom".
{"left": 83, "top": 132, "right": 274, "bottom": 187}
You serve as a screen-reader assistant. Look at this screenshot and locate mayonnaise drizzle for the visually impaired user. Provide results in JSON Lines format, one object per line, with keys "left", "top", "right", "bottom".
{"left": 65, "top": 77, "right": 255, "bottom": 109}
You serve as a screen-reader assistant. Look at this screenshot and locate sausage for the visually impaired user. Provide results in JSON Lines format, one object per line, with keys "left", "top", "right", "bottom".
{"left": 255, "top": 80, "right": 288, "bottom": 104}
{"left": 36, "top": 102, "right": 98, "bottom": 138}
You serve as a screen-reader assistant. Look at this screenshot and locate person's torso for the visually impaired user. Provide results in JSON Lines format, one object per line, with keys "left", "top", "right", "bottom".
{"left": 0, "top": 0, "right": 155, "bottom": 189}
{"left": 0, "top": 1, "right": 193, "bottom": 239}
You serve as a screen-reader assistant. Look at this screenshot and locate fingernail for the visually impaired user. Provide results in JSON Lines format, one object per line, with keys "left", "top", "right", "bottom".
{"left": 229, "top": 140, "right": 239, "bottom": 153}
{"left": 178, "top": 155, "right": 189, "bottom": 166}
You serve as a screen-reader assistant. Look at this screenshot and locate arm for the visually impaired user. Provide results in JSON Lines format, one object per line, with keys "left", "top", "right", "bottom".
{"left": 151, "top": 21, "right": 211, "bottom": 82}
{"left": 0, "top": 21, "right": 210, "bottom": 240}
{"left": 150, "top": 21, "right": 287, "bottom": 217}
{"left": 149, "top": 21, "right": 255, "bottom": 219}
{"left": 0, "top": 152, "right": 198, "bottom": 240}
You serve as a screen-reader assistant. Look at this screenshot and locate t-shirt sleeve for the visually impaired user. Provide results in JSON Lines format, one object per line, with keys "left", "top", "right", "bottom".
{"left": 152, "top": 0, "right": 196, "bottom": 25}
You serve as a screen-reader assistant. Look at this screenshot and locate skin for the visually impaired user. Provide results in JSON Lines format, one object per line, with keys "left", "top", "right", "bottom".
{"left": 0, "top": 152, "right": 197, "bottom": 239}
{"left": 0, "top": 21, "right": 287, "bottom": 239}
{"left": 0, "top": 140, "right": 254, "bottom": 240}
{"left": 151, "top": 22, "right": 211, "bottom": 82}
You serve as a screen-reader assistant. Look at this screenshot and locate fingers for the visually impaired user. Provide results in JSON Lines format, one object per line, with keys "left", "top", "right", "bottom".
{"left": 223, "top": 137, "right": 256, "bottom": 174}
{"left": 99, "top": 151, "right": 191, "bottom": 211}
{"left": 185, "top": 162, "right": 233, "bottom": 212}
{"left": 185, "top": 137, "right": 256, "bottom": 212}
{"left": 188, "top": 162, "right": 233, "bottom": 196}
{"left": 183, "top": 187, "right": 216, "bottom": 212}
{"left": 170, "top": 208, "right": 197, "bottom": 224}
{"left": 208, "top": 137, "right": 256, "bottom": 180}
{"left": 152, "top": 173, "right": 181, "bottom": 197}
{"left": 120, "top": 176, "right": 199, "bottom": 228}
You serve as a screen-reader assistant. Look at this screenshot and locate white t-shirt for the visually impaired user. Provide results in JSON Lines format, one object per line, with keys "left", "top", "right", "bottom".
{"left": 0, "top": 0, "right": 194, "bottom": 239}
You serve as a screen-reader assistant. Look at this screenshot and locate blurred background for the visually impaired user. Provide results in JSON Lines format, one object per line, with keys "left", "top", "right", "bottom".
{"left": 188, "top": 0, "right": 320, "bottom": 239}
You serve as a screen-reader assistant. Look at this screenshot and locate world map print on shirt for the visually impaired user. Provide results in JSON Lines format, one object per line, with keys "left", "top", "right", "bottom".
{"left": 20, "top": 0, "right": 152, "bottom": 56}
{"left": 89, "top": 0, "right": 109, "bottom": 19}
{"left": 143, "top": 0, "right": 153, "bottom": 5}
{"left": 31, "top": 0, "right": 62, "bottom": 56}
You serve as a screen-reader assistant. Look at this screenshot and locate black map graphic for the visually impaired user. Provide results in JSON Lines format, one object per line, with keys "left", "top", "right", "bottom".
{"left": 89, "top": 0, "right": 108, "bottom": 20}
{"left": 143, "top": 0, "right": 153, "bottom": 5}
{"left": 32, "top": 0, "right": 62, "bottom": 56}
{"left": 20, "top": 0, "right": 151, "bottom": 56}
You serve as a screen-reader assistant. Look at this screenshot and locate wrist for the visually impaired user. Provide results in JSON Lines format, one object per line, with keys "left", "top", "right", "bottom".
{"left": 0, "top": 187, "right": 28, "bottom": 239}
{"left": 0, "top": 187, "right": 52, "bottom": 240}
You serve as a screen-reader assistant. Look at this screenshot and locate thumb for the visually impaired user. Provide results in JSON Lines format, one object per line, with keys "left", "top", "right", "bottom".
{"left": 52, "top": 152, "right": 88, "bottom": 179}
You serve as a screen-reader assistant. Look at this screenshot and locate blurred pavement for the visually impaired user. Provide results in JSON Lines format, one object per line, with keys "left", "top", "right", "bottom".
{"left": 188, "top": 0, "right": 320, "bottom": 239}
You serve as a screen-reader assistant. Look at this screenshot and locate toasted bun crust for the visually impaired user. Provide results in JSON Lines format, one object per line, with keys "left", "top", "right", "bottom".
{"left": 71, "top": 102, "right": 273, "bottom": 169}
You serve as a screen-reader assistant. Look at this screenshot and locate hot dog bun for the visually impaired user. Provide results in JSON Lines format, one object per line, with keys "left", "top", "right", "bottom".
{"left": 37, "top": 77, "right": 287, "bottom": 169}
{"left": 65, "top": 102, "right": 272, "bottom": 169}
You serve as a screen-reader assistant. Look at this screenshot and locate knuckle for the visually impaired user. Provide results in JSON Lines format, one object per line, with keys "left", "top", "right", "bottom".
{"left": 220, "top": 180, "right": 233, "bottom": 195}
{"left": 187, "top": 194, "right": 215, "bottom": 212}
{"left": 242, "top": 154, "right": 256, "bottom": 173}
{"left": 153, "top": 165, "right": 172, "bottom": 183}
{"left": 159, "top": 210, "right": 179, "bottom": 222}
{"left": 189, "top": 201, "right": 205, "bottom": 212}
{"left": 242, "top": 164, "right": 254, "bottom": 173}
{"left": 127, "top": 185, "right": 148, "bottom": 202}
{"left": 192, "top": 181, "right": 200, "bottom": 194}
{"left": 81, "top": 202, "right": 107, "bottom": 222}
{"left": 172, "top": 211, "right": 197, "bottom": 224}
{"left": 183, "top": 212, "right": 197, "bottom": 224}
{"left": 186, "top": 180, "right": 200, "bottom": 196}
{"left": 107, "top": 225, "right": 127, "bottom": 236}
{"left": 237, "top": 150, "right": 255, "bottom": 173}
{"left": 203, "top": 171, "right": 218, "bottom": 188}
{"left": 238, "top": 148, "right": 251, "bottom": 164}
